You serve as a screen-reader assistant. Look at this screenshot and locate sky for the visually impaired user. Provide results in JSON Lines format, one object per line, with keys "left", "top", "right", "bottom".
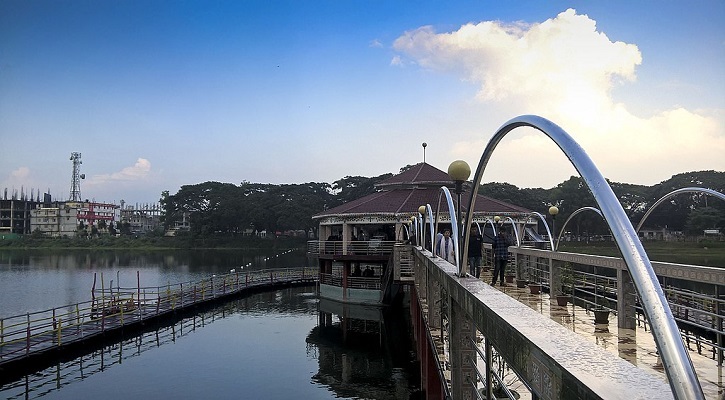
{"left": 1, "top": 1, "right": 723, "bottom": 205}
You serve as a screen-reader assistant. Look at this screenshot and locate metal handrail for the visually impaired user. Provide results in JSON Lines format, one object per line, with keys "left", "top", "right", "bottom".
{"left": 307, "top": 240, "right": 398, "bottom": 256}
{"left": 0, "top": 267, "right": 316, "bottom": 365}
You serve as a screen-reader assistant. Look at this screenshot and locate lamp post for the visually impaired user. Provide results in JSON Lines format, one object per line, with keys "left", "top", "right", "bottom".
{"left": 418, "top": 205, "right": 427, "bottom": 251}
{"left": 448, "top": 160, "right": 471, "bottom": 276}
{"left": 549, "top": 206, "right": 559, "bottom": 250}
{"left": 410, "top": 216, "right": 418, "bottom": 246}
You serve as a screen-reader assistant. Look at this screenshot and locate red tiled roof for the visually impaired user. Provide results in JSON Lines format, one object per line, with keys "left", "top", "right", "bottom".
{"left": 376, "top": 162, "right": 452, "bottom": 188}
{"left": 314, "top": 163, "right": 530, "bottom": 219}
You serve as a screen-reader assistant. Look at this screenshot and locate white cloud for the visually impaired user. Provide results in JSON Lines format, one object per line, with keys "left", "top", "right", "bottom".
{"left": 0, "top": 167, "right": 49, "bottom": 199}
{"left": 11, "top": 167, "right": 30, "bottom": 180}
{"left": 369, "top": 39, "right": 383, "bottom": 48}
{"left": 87, "top": 158, "right": 152, "bottom": 185}
{"left": 392, "top": 8, "right": 725, "bottom": 186}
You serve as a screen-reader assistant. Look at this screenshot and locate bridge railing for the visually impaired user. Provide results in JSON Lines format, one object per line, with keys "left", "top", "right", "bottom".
{"left": 505, "top": 246, "right": 725, "bottom": 362}
{"left": 411, "top": 246, "right": 676, "bottom": 399}
{"left": 1, "top": 298, "right": 250, "bottom": 399}
{"left": 307, "top": 240, "right": 397, "bottom": 256}
{"left": 0, "top": 267, "right": 316, "bottom": 365}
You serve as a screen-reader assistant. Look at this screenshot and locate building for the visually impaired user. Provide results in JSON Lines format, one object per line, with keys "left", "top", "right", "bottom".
{"left": 0, "top": 198, "right": 39, "bottom": 235}
{"left": 164, "top": 212, "right": 190, "bottom": 236}
{"left": 120, "top": 202, "right": 162, "bottom": 234}
{"left": 29, "top": 206, "right": 79, "bottom": 237}
{"left": 309, "top": 162, "right": 535, "bottom": 305}
{"left": 73, "top": 201, "right": 120, "bottom": 229}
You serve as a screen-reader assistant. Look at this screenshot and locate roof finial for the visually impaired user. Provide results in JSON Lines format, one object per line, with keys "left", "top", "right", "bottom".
{"left": 422, "top": 142, "right": 427, "bottom": 164}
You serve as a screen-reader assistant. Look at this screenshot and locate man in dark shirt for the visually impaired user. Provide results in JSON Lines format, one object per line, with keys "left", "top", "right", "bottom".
{"left": 467, "top": 225, "right": 483, "bottom": 278}
{"left": 491, "top": 229, "right": 510, "bottom": 286}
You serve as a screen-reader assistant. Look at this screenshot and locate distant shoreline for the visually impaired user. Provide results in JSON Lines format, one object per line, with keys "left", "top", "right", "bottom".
{"left": 0, "top": 235, "right": 309, "bottom": 250}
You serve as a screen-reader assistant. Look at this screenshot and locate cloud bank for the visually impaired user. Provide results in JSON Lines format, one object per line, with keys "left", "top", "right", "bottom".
{"left": 86, "top": 158, "right": 152, "bottom": 185}
{"left": 392, "top": 9, "right": 724, "bottom": 186}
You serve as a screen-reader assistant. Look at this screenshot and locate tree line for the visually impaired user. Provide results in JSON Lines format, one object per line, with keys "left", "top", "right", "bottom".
{"left": 160, "top": 169, "right": 725, "bottom": 238}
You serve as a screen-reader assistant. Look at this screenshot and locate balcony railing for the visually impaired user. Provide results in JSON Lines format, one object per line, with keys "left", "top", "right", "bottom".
{"left": 307, "top": 240, "right": 397, "bottom": 256}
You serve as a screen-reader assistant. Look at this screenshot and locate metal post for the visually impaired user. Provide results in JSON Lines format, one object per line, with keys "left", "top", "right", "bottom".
{"left": 26, "top": 313, "right": 30, "bottom": 355}
{"left": 485, "top": 338, "right": 493, "bottom": 400}
{"left": 456, "top": 185, "right": 464, "bottom": 276}
{"left": 717, "top": 285, "right": 723, "bottom": 365}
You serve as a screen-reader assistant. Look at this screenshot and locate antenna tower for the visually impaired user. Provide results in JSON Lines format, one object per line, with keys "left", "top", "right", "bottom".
{"left": 69, "top": 152, "right": 85, "bottom": 201}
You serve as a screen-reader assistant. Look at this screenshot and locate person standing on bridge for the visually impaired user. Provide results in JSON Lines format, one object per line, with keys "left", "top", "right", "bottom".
{"left": 491, "top": 228, "right": 510, "bottom": 286}
{"left": 436, "top": 229, "right": 456, "bottom": 265}
{"left": 468, "top": 225, "right": 483, "bottom": 278}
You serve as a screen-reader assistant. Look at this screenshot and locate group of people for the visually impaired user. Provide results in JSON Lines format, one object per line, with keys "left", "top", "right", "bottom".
{"left": 434, "top": 225, "right": 511, "bottom": 286}
{"left": 352, "top": 265, "right": 375, "bottom": 277}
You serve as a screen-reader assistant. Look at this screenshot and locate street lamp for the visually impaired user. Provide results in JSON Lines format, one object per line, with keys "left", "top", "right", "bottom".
{"left": 409, "top": 215, "right": 417, "bottom": 245}
{"left": 549, "top": 205, "right": 559, "bottom": 250}
{"left": 448, "top": 160, "right": 471, "bottom": 275}
{"left": 418, "top": 205, "right": 427, "bottom": 250}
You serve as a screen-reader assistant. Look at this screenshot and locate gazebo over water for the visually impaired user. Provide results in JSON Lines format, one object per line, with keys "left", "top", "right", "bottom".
{"left": 313, "top": 162, "right": 534, "bottom": 245}
{"left": 309, "top": 162, "right": 536, "bottom": 305}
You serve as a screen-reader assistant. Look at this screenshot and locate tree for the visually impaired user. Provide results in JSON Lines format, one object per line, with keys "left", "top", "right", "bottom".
{"left": 684, "top": 207, "right": 725, "bottom": 235}
{"left": 119, "top": 221, "right": 132, "bottom": 235}
{"left": 332, "top": 173, "right": 391, "bottom": 205}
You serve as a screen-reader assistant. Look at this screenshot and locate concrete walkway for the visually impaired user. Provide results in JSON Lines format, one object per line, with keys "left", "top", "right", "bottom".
{"left": 475, "top": 268, "right": 723, "bottom": 399}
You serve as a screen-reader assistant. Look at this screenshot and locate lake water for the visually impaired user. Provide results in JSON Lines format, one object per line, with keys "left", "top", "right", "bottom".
{"left": 0, "top": 248, "right": 310, "bottom": 318}
{"left": 0, "top": 249, "right": 421, "bottom": 400}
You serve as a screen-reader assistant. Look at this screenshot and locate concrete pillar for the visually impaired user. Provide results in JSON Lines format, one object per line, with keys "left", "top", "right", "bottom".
{"left": 550, "top": 258, "right": 562, "bottom": 301}
{"left": 428, "top": 279, "right": 441, "bottom": 330}
{"left": 617, "top": 269, "right": 637, "bottom": 330}
{"left": 419, "top": 259, "right": 428, "bottom": 301}
{"left": 342, "top": 222, "right": 350, "bottom": 255}
{"left": 450, "top": 298, "right": 476, "bottom": 400}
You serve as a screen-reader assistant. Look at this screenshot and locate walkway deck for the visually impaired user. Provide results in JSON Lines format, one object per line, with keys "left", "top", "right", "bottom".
{"left": 475, "top": 268, "right": 723, "bottom": 399}
{"left": 0, "top": 268, "right": 315, "bottom": 372}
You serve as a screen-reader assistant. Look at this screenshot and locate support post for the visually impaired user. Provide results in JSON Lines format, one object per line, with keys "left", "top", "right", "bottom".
{"left": 617, "top": 269, "right": 637, "bottom": 330}
{"left": 450, "top": 298, "right": 476, "bottom": 400}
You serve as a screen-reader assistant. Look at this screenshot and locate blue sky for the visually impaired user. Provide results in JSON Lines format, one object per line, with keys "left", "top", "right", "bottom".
{"left": 1, "top": 1, "right": 723, "bottom": 205}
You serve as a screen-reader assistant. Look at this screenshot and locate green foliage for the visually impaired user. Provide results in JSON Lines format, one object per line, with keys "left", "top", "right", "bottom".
{"left": 482, "top": 171, "right": 725, "bottom": 238}
{"left": 160, "top": 172, "right": 393, "bottom": 237}
{"left": 685, "top": 207, "right": 725, "bottom": 235}
{"left": 560, "top": 262, "right": 573, "bottom": 294}
{"left": 157, "top": 169, "right": 723, "bottom": 241}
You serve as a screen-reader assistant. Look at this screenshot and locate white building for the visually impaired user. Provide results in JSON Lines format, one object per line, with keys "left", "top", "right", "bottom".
{"left": 30, "top": 206, "right": 78, "bottom": 237}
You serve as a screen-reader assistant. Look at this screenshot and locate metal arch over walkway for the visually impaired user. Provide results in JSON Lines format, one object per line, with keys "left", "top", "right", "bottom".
{"left": 462, "top": 115, "right": 703, "bottom": 399}
{"left": 636, "top": 187, "right": 725, "bottom": 233}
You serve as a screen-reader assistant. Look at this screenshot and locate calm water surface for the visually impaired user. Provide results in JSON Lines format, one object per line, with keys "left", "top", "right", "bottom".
{"left": 0, "top": 248, "right": 309, "bottom": 318}
{"left": 0, "top": 249, "right": 419, "bottom": 399}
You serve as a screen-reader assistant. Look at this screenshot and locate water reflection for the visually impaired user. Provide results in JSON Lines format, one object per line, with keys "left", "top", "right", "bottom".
{"left": 308, "top": 298, "right": 420, "bottom": 400}
{"left": 0, "top": 286, "right": 419, "bottom": 400}
{"left": 0, "top": 248, "right": 309, "bottom": 318}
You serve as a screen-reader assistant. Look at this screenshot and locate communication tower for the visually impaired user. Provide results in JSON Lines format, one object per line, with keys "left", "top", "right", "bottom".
{"left": 69, "top": 152, "right": 85, "bottom": 202}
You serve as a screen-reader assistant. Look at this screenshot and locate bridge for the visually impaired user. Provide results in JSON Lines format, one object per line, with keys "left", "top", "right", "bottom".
{"left": 0, "top": 267, "right": 316, "bottom": 374}
{"left": 405, "top": 243, "right": 723, "bottom": 399}
{"left": 403, "top": 115, "right": 720, "bottom": 400}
